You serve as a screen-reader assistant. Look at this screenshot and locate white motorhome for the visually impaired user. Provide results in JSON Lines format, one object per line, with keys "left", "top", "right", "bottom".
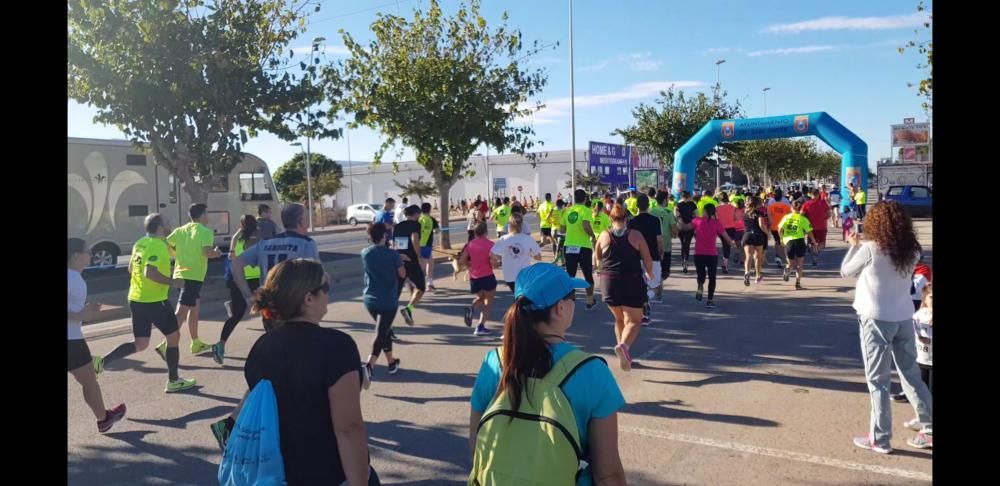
{"left": 68, "top": 137, "right": 278, "bottom": 268}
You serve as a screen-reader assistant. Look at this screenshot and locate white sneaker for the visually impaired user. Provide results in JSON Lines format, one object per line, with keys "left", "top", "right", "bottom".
{"left": 903, "top": 418, "right": 922, "bottom": 431}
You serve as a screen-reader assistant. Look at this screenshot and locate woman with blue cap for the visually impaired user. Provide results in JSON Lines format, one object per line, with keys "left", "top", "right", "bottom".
{"left": 468, "top": 263, "right": 627, "bottom": 485}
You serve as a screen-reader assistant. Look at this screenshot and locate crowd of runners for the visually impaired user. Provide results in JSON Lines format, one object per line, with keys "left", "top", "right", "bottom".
{"left": 67, "top": 179, "right": 931, "bottom": 484}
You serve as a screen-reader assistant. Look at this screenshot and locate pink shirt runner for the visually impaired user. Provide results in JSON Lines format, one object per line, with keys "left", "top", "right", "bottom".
{"left": 466, "top": 237, "right": 496, "bottom": 279}
{"left": 692, "top": 217, "right": 727, "bottom": 256}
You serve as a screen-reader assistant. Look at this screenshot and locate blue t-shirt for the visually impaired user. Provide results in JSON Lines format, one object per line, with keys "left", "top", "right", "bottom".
{"left": 374, "top": 210, "right": 395, "bottom": 239}
{"left": 238, "top": 232, "right": 321, "bottom": 283}
{"left": 361, "top": 244, "right": 402, "bottom": 310}
{"left": 471, "top": 342, "right": 625, "bottom": 486}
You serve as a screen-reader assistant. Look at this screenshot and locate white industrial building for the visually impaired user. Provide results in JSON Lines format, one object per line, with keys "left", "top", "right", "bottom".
{"left": 324, "top": 149, "right": 594, "bottom": 209}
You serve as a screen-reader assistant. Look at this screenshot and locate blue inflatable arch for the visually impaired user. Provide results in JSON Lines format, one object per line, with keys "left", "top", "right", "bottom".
{"left": 671, "top": 112, "right": 867, "bottom": 197}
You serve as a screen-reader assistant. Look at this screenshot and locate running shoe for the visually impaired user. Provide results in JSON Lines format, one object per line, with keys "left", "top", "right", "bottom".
{"left": 782, "top": 268, "right": 790, "bottom": 282}
{"left": 755, "top": 274, "right": 763, "bottom": 283}
{"left": 706, "top": 300, "right": 715, "bottom": 309}
{"left": 389, "top": 329, "right": 399, "bottom": 341}
{"left": 210, "top": 418, "right": 232, "bottom": 451}
{"left": 362, "top": 363, "right": 373, "bottom": 390}
{"left": 97, "top": 403, "right": 127, "bottom": 433}
{"left": 463, "top": 307, "right": 473, "bottom": 327}
{"left": 165, "top": 377, "right": 197, "bottom": 393}
{"left": 190, "top": 339, "right": 212, "bottom": 355}
{"left": 721, "top": 265, "right": 728, "bottom": 275}
{"left": 155, "top": 340, "right": 168, "bottom": 362}
{"left": 641, "top": 315, "right": 651, "bottom": 326}
{"left": 211, "top": 342, "right": 225, "bottom": 365}
{"left": 92, "top": 355, "right": 105, "bottom": 376}
{"left": 775, "top": 257, "right": 782, "bottom": 268}
{"left": 585, "top": 297, "right": 597, "bottom": 311}
{"left": 795, "top": 280, "right": 803, "bottom": 290}
{"left": 907, "top": 432, "right": 932, "bottom": 449}
{"left": 903, "top": 418, "right": 923, "bottom": 432}
{"left": 474, "top": 325, "right": 492, "bottom": 336}
{"left": 682, "top": 262, "right": 689, "bottom": 274}
{"left": 890, "top": 392, "right": 909, "bottom": 403}
{"left": 387, "top": 358, "right": 401, "bottom": 375}
{"left": 853, "top": 435, "right": 892, "bottom": 454}
{"left": 400, "top": 307, "right": 415, "bottom": 326}
{"left": 744, "top": 273, "right": 751, "bottom": 287}
{"left": 695, "top": 285, "right": 703, "bottom": 301}
{"left": 428, "top": 284, "right": 437, "bottom": 292}
{"left": 614, "top": 343, "right": 632, "bottom": 372}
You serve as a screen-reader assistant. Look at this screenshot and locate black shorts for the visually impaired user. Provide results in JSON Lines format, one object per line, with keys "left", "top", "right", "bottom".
{"left": 178, "top": 279, "right": 204, "bottom": 306}
{"left": 742, "top": 231, "right": 768, "bottom": 247}
{"left": 541, "top": 228, "right": 553, "bottom": 237}
{"left": 67, "top": 339, "right": 92, "bottom": 372}
{"left": 771, "top": 230, "right": 782, "bottom": 245}
{"left": 399, "top": 260, "right": 427, "bottom": 295}
{"left": 660, "top": 251, "right": 671, "bottom": 280}
{"left": 786, "top": 239, "right": 808, "bottom": 259}
{"left": 600, "top": 275, "right": 646, "bottom": 308}
{"left": 129, "top": 300, "right": 180, "bottom": 338}
{"left": 470, "top": 274, "right": 498, "bottom": 294}
{"left": 564, "top": 247, "right": 595, "bottom": 285}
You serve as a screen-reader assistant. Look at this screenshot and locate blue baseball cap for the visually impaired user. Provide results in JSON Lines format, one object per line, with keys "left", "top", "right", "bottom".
{"left": 514, "top": 263, "right": 590, "bottom": 310}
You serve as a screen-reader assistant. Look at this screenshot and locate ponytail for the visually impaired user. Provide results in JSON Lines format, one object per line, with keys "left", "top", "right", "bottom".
{"left": 498, "top": 296, "right": 554, "bottom": 414}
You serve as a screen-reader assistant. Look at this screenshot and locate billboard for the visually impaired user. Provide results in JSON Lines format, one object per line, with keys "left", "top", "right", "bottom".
{"left": 588, "top": 142, "right": 631, "bottom": 185}
{"left": 634, "top": 169, "right": 658, "bottom": 192}
{"left": 891, "top": 123, "right": 930, "bottom": 146}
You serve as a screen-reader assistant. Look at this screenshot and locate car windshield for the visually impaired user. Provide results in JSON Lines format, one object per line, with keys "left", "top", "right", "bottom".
{"left": 369, "top": 204, "right": 383, "bottom": 210}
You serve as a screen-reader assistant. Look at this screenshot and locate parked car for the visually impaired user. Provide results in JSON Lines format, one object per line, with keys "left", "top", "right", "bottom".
{"left": 883, "top": 185, "right": 932, "bottom": 218}
{"left": 346, "top": 203, "right": 384, "bottom": 225}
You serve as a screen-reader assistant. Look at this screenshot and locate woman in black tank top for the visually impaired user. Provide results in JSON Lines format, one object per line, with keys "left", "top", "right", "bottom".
{"left": 741, "top": 197, "right": 769, "bottom": 285}
{"left": 593, "top": 204, "right": 654, "bottom": 372}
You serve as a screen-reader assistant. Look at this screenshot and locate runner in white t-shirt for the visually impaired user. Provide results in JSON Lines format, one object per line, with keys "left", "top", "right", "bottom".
{"left": 489, "top": 214, "right": 542, "bottom": 292}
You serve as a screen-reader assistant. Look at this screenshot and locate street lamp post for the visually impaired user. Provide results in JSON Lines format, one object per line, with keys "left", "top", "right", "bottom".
{"left": 345, "top": 124, "right": 354, "bottom": 206}
{"left": 762, "top": 87, "right": 771, "bottom": 117}
{"left": 289, "top": 142, "right": 313, "bottom": 232}
{"left": 715, "top": 59, "right": 726, "bottom": 87}
{"left": 568, "top": 0, "right": 577, "bottom": 196}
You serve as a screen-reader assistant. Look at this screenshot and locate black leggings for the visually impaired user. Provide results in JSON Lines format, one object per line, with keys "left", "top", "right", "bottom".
{"left": 679, "top": 230, "right": 695, "bottom": 261}
{"left": 920, "top": 364, "right": 932, "bottom": 394}
{"left": 221, "top": 278, "right": 260, "bottom": 342}
{"left": 366, "top": 305, "right": 396, "bottom": 358}
{"left": 694, "top": 255, "right": 719, "bottom": 300}
{"left": 722, "top": 229, "right": 737, "bottom": 260}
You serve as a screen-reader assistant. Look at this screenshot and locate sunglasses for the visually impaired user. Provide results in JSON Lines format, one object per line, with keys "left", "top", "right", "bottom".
{"left": 311, "top": 281, "right": 330, "bottom": 295}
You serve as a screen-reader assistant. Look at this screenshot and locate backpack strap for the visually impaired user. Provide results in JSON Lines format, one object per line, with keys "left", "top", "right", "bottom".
{"left": 544, "top": 349, "right": 606, "bottom": 388}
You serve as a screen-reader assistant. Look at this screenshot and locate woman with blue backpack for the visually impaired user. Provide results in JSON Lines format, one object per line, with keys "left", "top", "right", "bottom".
{"left": 218, "top": 258, "right": 377, "bottom": 485}
{"left": 468, "top": 263, "right": 627, "bottom": 485}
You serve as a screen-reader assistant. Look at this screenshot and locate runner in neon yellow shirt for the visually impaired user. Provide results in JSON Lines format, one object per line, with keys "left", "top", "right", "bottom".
{"left": 625, "top": 189, "right": 639, "bottom": 217}
{"left": 778, "top": 199, "right": 816, "bottom": 290}
{"left": 696, "top": 190, "right": 719, "bottom": 217}
{"left": 491, "top": 197, "right": 511, "bottom": 237}
{"left": 537, "top": 193, "right": 555, "bottom": 250}
{"left": 94, "top": 213, "right": 196, "bottom": 393}
{"left": 550, "top": 199, "right": 567, "bottom": 264}
{"left": 591, "top": 201, "right": 612, "bottom": 235}
{"left": 563, "top": 189, "right": 597, "bottom": 309}
{"left": 165, "top": 203, "right": 221, "bottom": 355}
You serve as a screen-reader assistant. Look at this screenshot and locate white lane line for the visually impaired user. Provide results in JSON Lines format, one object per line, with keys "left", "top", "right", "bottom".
{"left": 621, "top": 426, "right": 931, "bottom": 482}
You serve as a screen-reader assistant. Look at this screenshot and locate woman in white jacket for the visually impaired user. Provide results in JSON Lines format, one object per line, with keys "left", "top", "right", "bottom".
{"left": 840, "top": 200, "right": 932, "bottom": 453}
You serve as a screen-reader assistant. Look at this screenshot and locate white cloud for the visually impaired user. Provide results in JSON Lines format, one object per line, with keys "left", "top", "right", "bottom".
{"left": 765, "top": 12, "right": 930, "bottom": 34}
{"left": 704, "top": 47, "right": 745, "bottom": 54}
{"left": 521, "top": 80, "right": 704, "bottom": 125}
{"left": 747, "top": 45, "right": 838, "bottom": 57}
{"left": 580, "top": 52, "right": 663, "bottom": 72}
{"left": 290, "top": 44, "right": 351, "bottom": 56}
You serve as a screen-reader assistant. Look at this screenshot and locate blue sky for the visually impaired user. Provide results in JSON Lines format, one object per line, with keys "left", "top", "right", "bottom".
{"left": 67, "top": 0, "right": 931, "bottom": 174}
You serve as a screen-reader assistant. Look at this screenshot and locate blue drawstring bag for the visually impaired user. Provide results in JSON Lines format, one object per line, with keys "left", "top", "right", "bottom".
{"left": 218, "top": 379, "right": 285, "bottom": 485}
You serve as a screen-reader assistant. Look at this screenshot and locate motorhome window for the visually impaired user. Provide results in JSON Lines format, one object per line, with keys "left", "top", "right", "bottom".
{"left": 126, "top": 154, "right": 147, "bottom": 166}
{"left": 129, "top": 205, "right": 149, "bottom": 217}
{"left": 211, "top": 176, "right": 229, "bottom": 193}
{"left": 239, "top": 172, "right": 271, "bottom": 201}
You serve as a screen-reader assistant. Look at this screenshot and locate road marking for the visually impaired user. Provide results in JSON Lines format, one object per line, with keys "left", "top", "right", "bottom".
{"left": 621, "top": 426, "right": 931, "bottom": 482}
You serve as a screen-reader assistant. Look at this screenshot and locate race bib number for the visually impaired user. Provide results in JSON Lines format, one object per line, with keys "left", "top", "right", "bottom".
{"left": 394, "top": 237, "right": 410, "bottom": 250}
{"left": 566, "top": 246, "right": 581, "bottom": 254}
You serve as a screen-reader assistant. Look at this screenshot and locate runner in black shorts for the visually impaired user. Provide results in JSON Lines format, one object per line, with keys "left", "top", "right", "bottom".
{"left": 674, "top": 191, "right": 697, "bottom": 274}
{"left": 562, "top": 189, "right": 598, "bottom": 310}
{"left": 393, "top": 205, "right": 426, "bottom": 325}
{"left": 92, "top": 214, "right": 197, "bottom": 393}
{"left": 68, "top": 238, "right": 127, "bottom": 432}
{"left": 741, "top": 197, "right": 769, "bottom": 285}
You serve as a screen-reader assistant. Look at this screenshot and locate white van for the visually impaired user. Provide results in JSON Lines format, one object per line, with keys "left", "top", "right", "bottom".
{"left": 68, "top": 137, "right": 279, "bottom": 268}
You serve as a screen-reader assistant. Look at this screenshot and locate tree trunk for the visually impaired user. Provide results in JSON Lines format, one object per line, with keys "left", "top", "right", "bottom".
{"left": 437, "top": 179, "right": 453, "bottom": 249}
